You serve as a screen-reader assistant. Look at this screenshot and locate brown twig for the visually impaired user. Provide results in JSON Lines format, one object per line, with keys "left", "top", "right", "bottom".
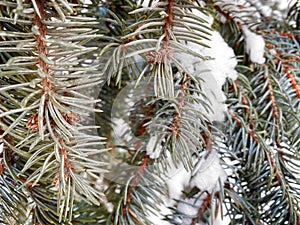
{"left": 266, "top": 79, "right": 279, "bottom": 119}
{"left": 170, "top": 74, "right": 188, "bottom": 138}
{"left": 27, "top": 1, "right": 80, "bottom": 133}
{"left": 265, "top": 37, "right": 300, "bottom": 99}
{"left": 163, "top": 0, "right": 173, "bottom": 47}
{"left": 53, "top": 137, "right": 74, "bottom": 187}
{"left": 208, "top": 0, "right": 242, "bottom": 30}
{"left": 128, "top": 207, "right": 146, "bottom": 225}
{"left": 267, "top": 151, "right": 283, "bottom": 186}
{"left": 285, "top": 69, "right": 300, "bottom": 99}
{"left": 265, "top": 76, "right": 282, "bottom": 148}
{"left": 191, "top": 193, "right": 211, "bottom": 225}
{"left": 119, "top": 154, "right": 150, "bottom": 225}
{"left": 228, "top": 109, "right": 258, "bottom": 143}
{"left": 0, "top": 128, "right": 15, "bottom": 175}
{"left": 145, "top": 0, "right": 174, "bottom": 64}
{"left": 234, "top": 80, "right": 254, "bottom": 129}
{"left": 33, "top": 0, "right": 52, "bottom": 93}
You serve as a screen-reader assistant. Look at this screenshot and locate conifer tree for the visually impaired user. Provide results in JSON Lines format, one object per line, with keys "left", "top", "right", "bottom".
{"left": 0, "top": 0, "right": 299, "bottom": 224}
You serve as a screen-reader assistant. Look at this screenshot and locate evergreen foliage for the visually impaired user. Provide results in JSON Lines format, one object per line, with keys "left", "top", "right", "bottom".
{"left": 0, "top": 0, "right": 299, "bottom": 224}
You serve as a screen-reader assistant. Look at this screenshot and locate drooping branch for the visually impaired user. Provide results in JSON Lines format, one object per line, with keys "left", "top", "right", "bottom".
{"left": 228, "top": 69, "right": 299, "bottom": 223}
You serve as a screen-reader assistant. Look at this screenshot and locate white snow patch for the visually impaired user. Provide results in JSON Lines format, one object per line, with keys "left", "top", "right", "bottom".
{"left": 136, "top": 0, "right": 159, "bottom": 7}
{"left": 0, "top": 142, "right": 3, "bottom": 154}
{"left": 243, "top": 26, "right": 266, "bottom": 64}
{"left": 165, "top": 161, "right": 191, "bottom": 201}
{"left": 191, "top": 150, "right": 227, "bottom": 192}
{"left": 269, "top": 48, "right": 277, "bottom": 55}
{"left": 175, "top": 31, "right": 238, "bottom": 121}
{"left": 247, "top": 0, "right": 273, "bottom": 17}
{"left": 146, "top": 157, "right": 192, "bottom": 225}
{"left": 278, "top": 0, "right": 296, "bottom": 10}
{"left": 175, "top": 191, "right": 230, "bottom": 225}
{"left": 176, "top": 198, "right": 199, "bottom": 224}
{"left": 197, "top": 31, "right": 238, "bottom": 86}
{"left": 190, "top": 8, "right": 214, "bottom": 26}
{"left": 146, "top": 135, "right": 162, "bottom": 159}
{"left": 146, "top": 193, "right": 173, "bottom": 225}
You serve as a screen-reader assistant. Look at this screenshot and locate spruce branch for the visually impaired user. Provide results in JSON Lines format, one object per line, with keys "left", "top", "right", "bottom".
{"left": 1, "top": 1, "right": 299, "bottom": 224}
{"left": 222, "top": 20, "right": 300, "bottom": 223}
{"left": 0, "top": 0, "right": 107, "bottom": 223}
